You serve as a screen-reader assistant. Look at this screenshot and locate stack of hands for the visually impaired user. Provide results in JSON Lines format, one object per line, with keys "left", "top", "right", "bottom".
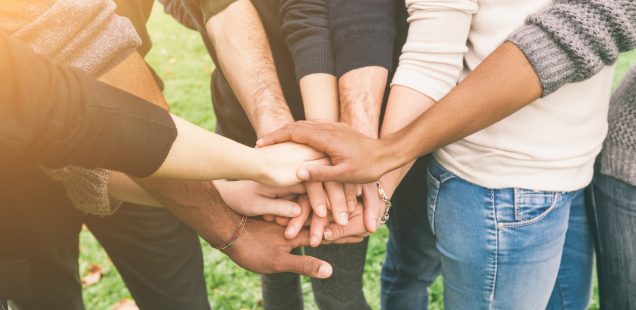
{"left": 211, "top": 136, "right": 390, "bottom": 279}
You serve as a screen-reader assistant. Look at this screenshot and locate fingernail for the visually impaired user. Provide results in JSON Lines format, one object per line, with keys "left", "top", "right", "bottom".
{"left": 318, "top": 264, "right": 333, "bottom": 278}
{"left": 297, "top": 169, "right": 310, "bottom": 180}
{"left": 290, "top": 206, "right": 301, "bottom": 217}
{"left": 310, "top": 236, "right": 319, "bottom": 246}
{"left": 324, "top": 228, "right": 333, "bottom": 240}
{"left": 317, "top": 205, "right": 327, "bottom": 217}
{"left": 256, "top": 139, "right": 263, "bottom": 146}
{"left": 338, "top": 211, "right": 348, "bottom": 225}
{"left": 286, "top": 226, "right": 296, "bottom": 236}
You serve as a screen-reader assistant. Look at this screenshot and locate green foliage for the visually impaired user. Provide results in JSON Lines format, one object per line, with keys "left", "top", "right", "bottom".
{"left": 79, "top": 5, "right": 636, "bottom": 310}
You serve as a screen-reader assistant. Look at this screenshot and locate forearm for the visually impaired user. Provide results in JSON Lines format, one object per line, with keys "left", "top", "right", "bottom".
{"left": 339, "top": 67, "right": 387, "bottom": 137}
{"left": 382, "top": 42, "right": 542, "bottom": 169}
{"left": 98, "top": 51, "right": 168, "bottom": 109}
{"left": 109, "top": 172, "right": 162, "bottom": 207}
{"left": 134, "top": 178, "right": 243, "bottom": 247}
{"left": 378, "top": 86, "right": 435, "bottom": 197}
{"left": 207, "top": 0, "right": 293, "bottom": 136}
{"left": 300, "top": 73, "right": 339, "bottom": 121}
{"left": 150, "top": 115, "right": 263, "bottom": 181}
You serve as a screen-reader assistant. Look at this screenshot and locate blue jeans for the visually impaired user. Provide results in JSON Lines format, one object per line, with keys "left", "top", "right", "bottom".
{"left": 381, "top": 157, "right": 441, "bottom": 310}
{"left": 427, "top": 158, "right": 593, "bottom": 309}
{"left": 588, "top": 164, "right": 636, "bottom": 309}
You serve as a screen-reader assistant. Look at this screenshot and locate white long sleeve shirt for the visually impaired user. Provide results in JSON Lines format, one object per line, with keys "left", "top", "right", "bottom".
{"left": 392, "top": 0, "right": 615, "bottom": 191}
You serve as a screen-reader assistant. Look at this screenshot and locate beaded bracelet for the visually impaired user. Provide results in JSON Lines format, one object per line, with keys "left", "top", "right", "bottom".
{"left": 215, "top": 216, "right": 247, "bottom": 250}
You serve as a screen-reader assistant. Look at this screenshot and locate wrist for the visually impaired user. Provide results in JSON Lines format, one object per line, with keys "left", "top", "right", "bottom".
{"left": 255, "top": 114, "right": 294, "bottom": 138}
{"left": 376, "top": 134, "right": 404, "bottom": 175}
{"left": 345, "top": 119, "right": 379, "bottom": 139}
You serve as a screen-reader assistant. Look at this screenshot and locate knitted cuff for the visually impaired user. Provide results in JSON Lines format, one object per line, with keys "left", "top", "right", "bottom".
{"left": 507, "top": 24, "right": 577, "bottom": 97}
{"left": 42, "top": 166, "right": 119, "bottom": 216}
{"left": 600, "top": 145, "right": 636, "bottom": 186}
{"left": 334, "top": 32, "right": 394, "bottom": 78}
{"left": 293, "top": 39, "right": 336, "bottom": 80}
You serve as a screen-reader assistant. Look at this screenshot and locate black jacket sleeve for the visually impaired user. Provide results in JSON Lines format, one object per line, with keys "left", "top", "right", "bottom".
{"left": 279, "top": 0, "right": 335, "bottom": 80}
{"left": 329, "top": 0, "right": 397, "bottom": 78}
{"left": 0, "top": 31, "right": 177, "bottom": 177}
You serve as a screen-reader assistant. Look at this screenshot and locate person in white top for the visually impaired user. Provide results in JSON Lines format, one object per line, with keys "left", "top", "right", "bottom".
{"left": 380, "top": 1, "right": 600, "bottom": 308}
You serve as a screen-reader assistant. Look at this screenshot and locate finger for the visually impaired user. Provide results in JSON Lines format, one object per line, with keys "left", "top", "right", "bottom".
{"left": 271, "top": 183, "right": 306, "bottom": 196}
{"left": 344, "top": 183, "right": 358, "bottom": 213}
{"left": 324, "top": 182, "right": 348, "bottom": 225}
{"left": 323, "top": 217, "right": 366, "bottom": 241}
{"left": 255, "top": 126, "right": 293, "bottom": 147}
{"left": 275, "top": 216, "right": 290, "bottom": 226}
{"left": 362, "top": 183, "right": 382, "bottom": 233}
{"left": 309, "top": 213, "right": 328, "bottom": 247}
{"left": 258, "top": 198, "right": 302, "bottom": 217}
{"left": 285, "top": 195, "right": 311, "bottom": 239}
{"left": 262, "top": 214, "right": 275, "bottom": 222}
{"left": 256, "top": 122, "right": 319, "bottom": 148}
{"left": 357, "top": 184, "right": 362, "bottom": 197}
{"left": 298, "top": 164, "right": 351, "bottom": 183}
{"left": 305, "top": 182, "right": 327, "bottom": 217}
{"left": 323, "top": 237, "right": 365, "bottom": 244}
{"left": 277, "top": 253, "right": 333, "bottom": 279}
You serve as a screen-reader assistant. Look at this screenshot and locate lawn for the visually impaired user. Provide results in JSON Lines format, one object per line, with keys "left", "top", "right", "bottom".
{"left": 79, "top": 4, "right": 636, "bottom": 310}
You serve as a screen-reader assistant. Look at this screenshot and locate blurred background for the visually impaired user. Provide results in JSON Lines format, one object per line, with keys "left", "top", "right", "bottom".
{"left": 77, "top": 3, "right": 636, "bottom": 309}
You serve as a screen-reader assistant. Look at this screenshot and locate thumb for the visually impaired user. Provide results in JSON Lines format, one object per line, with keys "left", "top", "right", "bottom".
{"left": 323, "top": 220, "right": 368, "bottom": 241}
{"left": 256, "top": 127, "right": 293, "bottom": 147}
{"left": 271, "top": 183, "right": 306, "bottom": 196}
{"left": 297, "top": 165, "right": 349, "bottom": 183}
{"left": 278, "top": 253, "right": 333, "bottom": 279}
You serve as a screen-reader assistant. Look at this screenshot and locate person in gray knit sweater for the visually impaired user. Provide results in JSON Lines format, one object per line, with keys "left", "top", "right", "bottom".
{"left": 589, "top": 65, "right": 636, "bottom": 309}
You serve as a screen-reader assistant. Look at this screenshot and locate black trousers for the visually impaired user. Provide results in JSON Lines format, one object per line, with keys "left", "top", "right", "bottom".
{"left": 0, "top": 163, "right": 210, "bottom": 310}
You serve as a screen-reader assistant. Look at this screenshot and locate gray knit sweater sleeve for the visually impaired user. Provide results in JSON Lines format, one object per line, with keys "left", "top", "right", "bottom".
{"left": 508, "top": 0, "right": 636, "bottom": 96}
{"left": 600, "top": 65, "right": 636, "bottom": 186}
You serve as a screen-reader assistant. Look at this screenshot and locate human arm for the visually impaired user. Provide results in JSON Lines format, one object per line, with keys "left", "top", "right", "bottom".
{"left": 0, "top": 31, "right": 177, "bottom": 177}
{"left": 257, "top": 0, "right": 636, "bottom": 183}
{"left": 206, "top": 0, "right": 294, "bottom": 136}
{"left": 379, "top": 0, "right": 476, "bottom": 197}
{"left": 132, "top": 178, "right": 340, "bottom": 279}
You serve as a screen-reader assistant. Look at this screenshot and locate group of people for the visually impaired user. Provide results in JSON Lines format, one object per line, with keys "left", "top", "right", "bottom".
{"left": 1, "top": 0, "right": 635, "bottom": 309}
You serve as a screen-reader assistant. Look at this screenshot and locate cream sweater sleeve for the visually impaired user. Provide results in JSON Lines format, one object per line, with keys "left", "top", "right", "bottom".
{"left": 391, "top": 0, "right": 477, "bottom": 101}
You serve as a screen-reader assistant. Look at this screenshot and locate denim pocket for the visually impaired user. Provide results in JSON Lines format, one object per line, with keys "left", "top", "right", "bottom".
{"left": 500, "top": 189, "right": 563, "bottom": 228}
{"left": 426, "top": 166, "right": 456, "bottom": 234}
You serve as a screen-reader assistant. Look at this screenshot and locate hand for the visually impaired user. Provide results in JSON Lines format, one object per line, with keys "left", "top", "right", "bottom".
{"left": 214, "top": 180, "right": 305, "bottom": 217}
{"left": 256, "top": 121, "right": 390, "bottom": 183}
{"left": 283, "top": 184, "right": 385, "bottom": 245}
{"left": 223, "top": 219, "right": 363, "bottom": 278}
{"left": 257, "top": 141, "right": 352, "bottom": 224}
{"left": 324, "top": 194, "right": 386, "bottom": 242}
{"left": 256, "top": 142, "right": 329, "bottom": 186}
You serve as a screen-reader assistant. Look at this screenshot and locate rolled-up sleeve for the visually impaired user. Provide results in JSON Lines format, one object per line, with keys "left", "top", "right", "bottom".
{"left": 391, "top": 0, "right": 477, "bottom": 101}
{"left": 508, "top": 0, "right": 636, "bottom": 96}
{"left": 0, "top": 31, "right": 177, "bottom": 177}
{"left": 280, "top": 0, "right": 334, "bottom": 80}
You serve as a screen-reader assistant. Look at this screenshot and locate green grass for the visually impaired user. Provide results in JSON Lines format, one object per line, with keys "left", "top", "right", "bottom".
{"left": 79, "top": 5, "right": 636, "bottom": 309}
